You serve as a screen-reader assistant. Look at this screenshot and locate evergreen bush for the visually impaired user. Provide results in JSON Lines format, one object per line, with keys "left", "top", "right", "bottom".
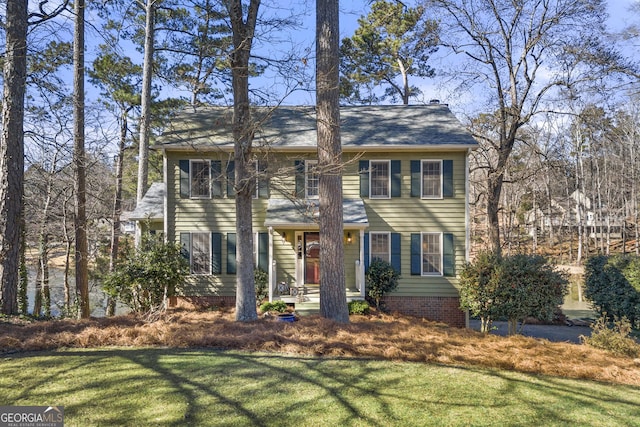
{"left": 581, "top": 315, "right": 639, "bottom": 357}
{"left": 103, "top": 233, "right": 189, "bottom": 316}
{"left": 348, "top": 300, "right": 370, "bottom": 315}
{"left": 365, "top": 258, "right": 399, "bottom": 309}
{"left": 584, "top": 255, "right": 640, "bottom": 328}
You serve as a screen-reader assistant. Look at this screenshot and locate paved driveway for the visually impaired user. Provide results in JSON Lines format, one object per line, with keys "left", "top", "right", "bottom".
{"left": 468, "top": 299, "right": 596, "bottom": 344}
{"left": 469, "top": 319, "right": 592, "bottom": 344}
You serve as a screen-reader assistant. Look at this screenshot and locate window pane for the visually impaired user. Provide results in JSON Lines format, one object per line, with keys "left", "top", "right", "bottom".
{"left": 191, "top": 161, "right": 210, "bottom": 197}
{"left": 306, "top": 161, "right": 319, "bottom": 198}
{"left": 370, "top": 233, "right": 390, "bottom": 262}
{"left": 422, "top": 233, "right": 441, "bottom": 274}
{"left": 191, "top": 233, "right": 210, "bottom": 274}
{"left": 422, "top": 161, "right": 441, "bottom": 198}
{"left": 370, "top": 161, "right": 389, "bottom": 197}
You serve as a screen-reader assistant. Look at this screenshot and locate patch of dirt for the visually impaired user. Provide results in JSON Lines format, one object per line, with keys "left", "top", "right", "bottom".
{"left": 1, "top": 309, "right": 639, "bottom": 386}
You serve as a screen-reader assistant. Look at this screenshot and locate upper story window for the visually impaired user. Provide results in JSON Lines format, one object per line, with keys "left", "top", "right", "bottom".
{"left": 359, "top": 160, "right": 400, "bottom": 199}
{"left": 422, "top": 160, "right": 442, "bottom": 199}
{"left": 306, "top": 160, "right": 319, "bottom": 198}
{"left": 179, "top": 160, "right": 223, "bottom": 199}
{"left": 191, "top": 160, "right": 211, "bottom": 198}
{"left": 370, "top": 232, "right": 390, "bottom": 263}
{"left": 370, "top": 160, "right": 390, "bottom": 198}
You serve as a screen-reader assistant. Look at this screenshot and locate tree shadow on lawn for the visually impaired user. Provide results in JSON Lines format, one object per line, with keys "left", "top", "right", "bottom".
{"left": 3, "top": 348, "right": 640, "bottom": 426}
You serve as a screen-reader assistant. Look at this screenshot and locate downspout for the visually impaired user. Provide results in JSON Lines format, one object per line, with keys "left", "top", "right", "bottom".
{"left": 465, "top": 148, "right": 471, "bottom": 328}
{"left": 268, "top": 227, "right": 274, "bottom": 302}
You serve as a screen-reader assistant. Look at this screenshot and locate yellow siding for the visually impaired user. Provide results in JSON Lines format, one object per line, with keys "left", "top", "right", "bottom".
{"left": 166, "top": 150, "right": 468, "bottom": 298}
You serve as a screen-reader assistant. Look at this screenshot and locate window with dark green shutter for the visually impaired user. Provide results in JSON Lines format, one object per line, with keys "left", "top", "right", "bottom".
{"left": 257, "top": 232, "right": 269, "bottom": 271}
{"left": 257, "top": 160, "right": 269, "bottom": 198}
{"left": 179, "top": 160, "right": 190, "bottom": 198}
{"left": 211, "top": 233, "right": 222, "bottom": 274}
{"left": 411, "top": 159, "right": 454, "bottom": 199}
{"left": 295, "top": 160, "right": 305, "bottom": 198}
{"left": 226, "top": 161, "right": 235, "bottom": 198}
{"left": 211, "top": 161, "right": 222, "bottom": 198}
{"left": 410, "top": 232, "right": 453, "bottom": 276}
{"left": 227, "top": 233, "right": 236, "bottom": 274}
{"left": 359, "top": 160, "right": 369, "bottom": 198}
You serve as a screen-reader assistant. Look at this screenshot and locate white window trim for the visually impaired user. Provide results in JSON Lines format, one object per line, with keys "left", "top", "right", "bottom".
{"left": 370, "top": 231, "right": 391, "bottom": 264}
{"left": 191, "top": 232, "right": 211, "bottom": 275}
{"left": 252, "top": 161, "right": 260, "bottom": 199}
{"left": 421, "top": 232, "right": 443, "bottom": 276}
{"left": 421, "top": 159, "right": 443, "bottom": 200}
{"left": 305, "top": 160, "right": 319, "bottom": 199}
{"left": 369, "top": 159, "right": 391, "bottom": 199}
{"left": 190, "top": 159, "right": 211, "bottom": 199}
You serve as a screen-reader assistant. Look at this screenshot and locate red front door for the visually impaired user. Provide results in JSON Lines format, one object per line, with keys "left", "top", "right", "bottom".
{"left": 304, "top": 232, "right": 320, "bottom": 284}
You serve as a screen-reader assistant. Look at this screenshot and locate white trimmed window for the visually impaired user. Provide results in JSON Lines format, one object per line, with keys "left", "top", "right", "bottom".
{"left": 370, "top": 160, "right": 390, "bottom": 198}
{"left": 370, "top": 232, "right": 390, "bottom": 263}
{"left": 422, "top": 160, "right": 442, "bottom": 199}
{"left": 422, "top": 232, "right": 442, "bottom": 275}
{"left": 191, "top": 232, "right": 211, "bottom": 275}
{"left": 306, "top": 160, "right": 319, "bottom": 198}
{"left": 191, "top": 160, "right": 211, "bottom": 198}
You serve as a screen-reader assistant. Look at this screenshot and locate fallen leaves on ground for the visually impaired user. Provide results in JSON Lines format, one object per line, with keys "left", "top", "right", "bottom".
{"left": 1, "top": 309, "right": 639, "bottom": 386}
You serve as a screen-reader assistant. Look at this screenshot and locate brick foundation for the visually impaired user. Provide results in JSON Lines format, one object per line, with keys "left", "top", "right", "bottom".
{"left": 170, "top": 295, "right": 466, "bottom": 328}
{"left": 382, "top": 296, "right": 466, "bottom": 328}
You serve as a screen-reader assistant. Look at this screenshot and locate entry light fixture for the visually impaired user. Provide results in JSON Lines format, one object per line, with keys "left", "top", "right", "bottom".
{"left": 347, "top": 232, "right": 352, "bottom": 244}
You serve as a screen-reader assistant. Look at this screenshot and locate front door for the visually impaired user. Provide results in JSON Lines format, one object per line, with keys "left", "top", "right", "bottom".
{"left": 304, "top": 232, "right": 320, "bottom": 284}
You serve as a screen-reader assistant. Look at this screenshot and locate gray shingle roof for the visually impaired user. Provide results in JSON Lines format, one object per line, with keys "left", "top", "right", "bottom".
{"left": 128, "top": 182, "right": 165, "bottom": 221}
{"left": 156, "top": 104, "right": 478, "bottom": 151}
{"left": 264, "top": 198, "right": 368, "bottom": 228}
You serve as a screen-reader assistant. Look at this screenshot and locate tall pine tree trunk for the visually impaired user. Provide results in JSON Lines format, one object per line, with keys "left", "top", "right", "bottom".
{"left": 226, "top": 0, "right": 260, "bottom": 322}
{"left": 137, "top": 0, "right": 155, "bottom": 203}
{"left": 107, "top": 110, "right": 129, "bottom": 316}
{"left": 317, "top": 0, "right": 348, "bottom": 323}
{"left": 0, "top": 0, "right": 27, "bottom": 315}
{"left": 74, "top": 0, "right": 90, "bottom": 318}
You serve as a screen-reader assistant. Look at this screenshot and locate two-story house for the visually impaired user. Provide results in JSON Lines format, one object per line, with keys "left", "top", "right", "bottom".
{"left": 130, "top": 103, "right": 478, "bottom": 327}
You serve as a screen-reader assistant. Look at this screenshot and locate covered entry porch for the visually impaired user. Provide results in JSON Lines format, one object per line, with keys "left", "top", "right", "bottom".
{"left": 264, "top": 198, "right": 369, "bottom": 305}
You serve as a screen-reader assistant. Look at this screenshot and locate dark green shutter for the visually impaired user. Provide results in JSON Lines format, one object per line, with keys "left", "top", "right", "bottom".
{"left": 258, "top": 160, "right": 269, "bottom": 198}
{"left": 179, "top": 160, "right": 190, "bottom": 198}
{"left": 443, "top": 160, "right": 454, "bottom": 198}
{"left": 443, "top": 233, "right": 455, "bottom": 276}
{"left": 410, "top": 160, "right": 420, "bottom": 197}
{"left": 257, "top": 232, "right": 269, "bottom": 271}
{"left": 295, "top": 160, "right": 305, "bottom": 198}
{"left": 410, "top": 233, "right": 421, "bottom": 275}
{"left": 363, "top": 232, "right": 370, "bottom": 270}
{"left": 180, "top": 233, "right": 191, "bottom": 264}
{"left": 391, "top": 232, "right": 401, "bottom": 273}
{"left": 211, "top": 161, "right": 222, "bottom": 198}
{"left": 227, "top": 233, "right": 237, "bottom": 274}
{"left": 211, "top": 233, "right": 222, "bottom": 274}
{"left": 359, "top": 160, "right": 369, "bottom": 198}
{"left": 226, "top": 161, "right": 235, "bottom": 198}
{"left": 391, "top": 160, "right": 401, "bottom": 197}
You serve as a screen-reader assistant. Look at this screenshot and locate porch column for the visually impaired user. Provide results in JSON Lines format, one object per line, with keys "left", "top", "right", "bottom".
{"left": 359, "top": 228, "right": 365, "bottom": 299}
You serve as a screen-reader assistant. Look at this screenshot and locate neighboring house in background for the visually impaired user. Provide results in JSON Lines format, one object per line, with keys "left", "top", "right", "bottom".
{"left": 134, "top": 104, "right": 478, "bottom": 327}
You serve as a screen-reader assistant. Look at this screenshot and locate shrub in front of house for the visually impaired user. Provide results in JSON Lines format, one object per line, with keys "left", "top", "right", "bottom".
{"left": 103, "top": 233, "right": 189, "bottom": 316}
{"left": 365, "top": 258, "right": 399, "bottom": 309}
{"left": 584, "top": 255, "right": 640, "bottom": 328}
{"left": 259, "top": 300, "right": 288, "bottom": 314}
{"left": 254, "top": 268, "right": 269, "bottom": 303}
{"left": 348, "top": 300, "right": 370, "bottom": 315}
{"left": 581, "top": 315, "right": 639, "bottom": 357}
{"left": 460, "top": 252, "right": 568, "bottom": 334}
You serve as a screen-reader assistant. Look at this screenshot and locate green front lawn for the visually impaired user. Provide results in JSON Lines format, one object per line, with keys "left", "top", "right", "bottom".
{"left": 1, "top": 348, "right": 639, "bottom": 426}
